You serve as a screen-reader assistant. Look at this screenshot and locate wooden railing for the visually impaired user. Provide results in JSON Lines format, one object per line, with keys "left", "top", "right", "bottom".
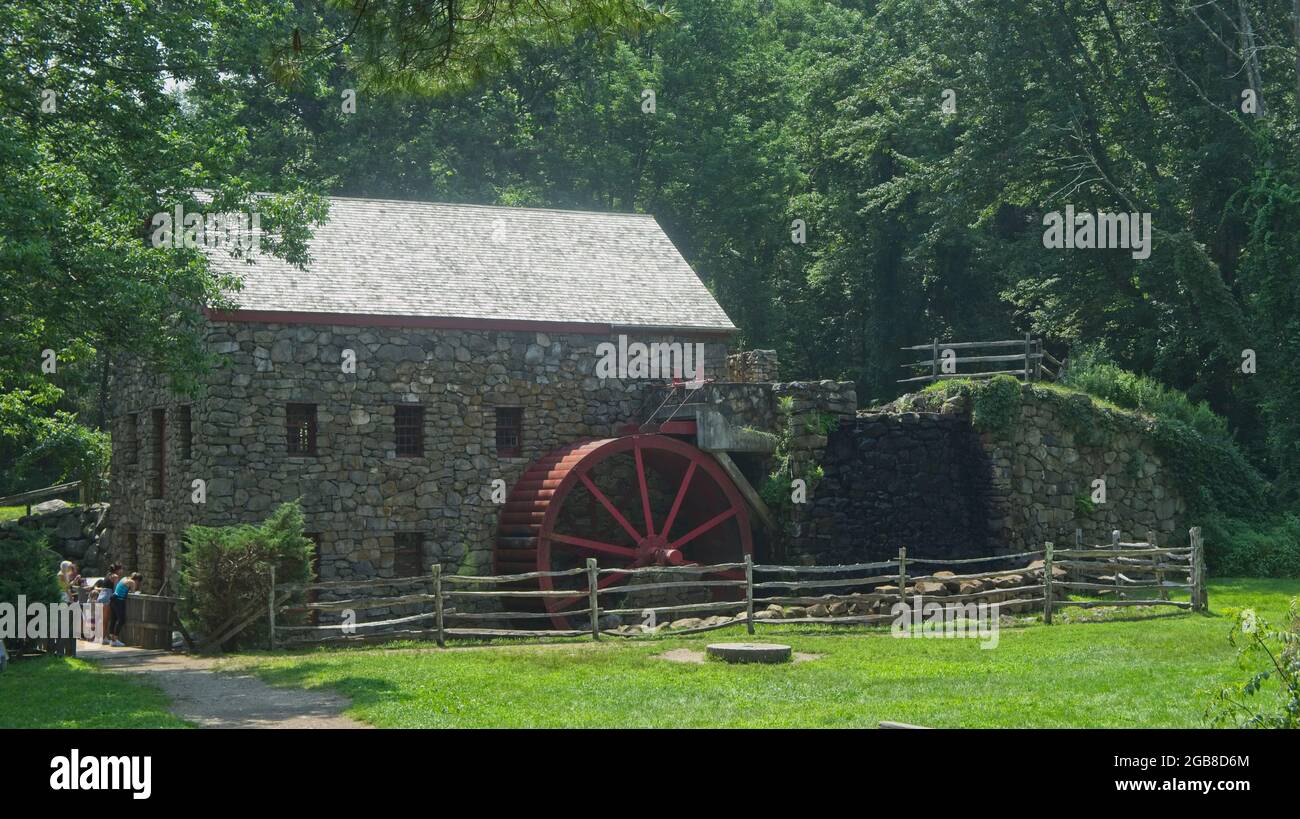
{"left": 264, "top": 527, "right": 1205, "bottom": 648}
{"left": 898, "top": 335, "right": 1064, "bottom": 385}
{"left": 0, "top": 480, "right": 84, "bottom": 516}
{"left": 1047, "top": 527, "right": 1205, "bottom": 618}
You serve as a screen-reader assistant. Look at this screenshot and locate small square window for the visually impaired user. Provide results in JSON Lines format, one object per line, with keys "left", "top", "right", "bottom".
{"left": 495, "top": 407, "right": 522, "bottom": 457}
{"left": 393, "top": 532, "right": 423, "bottom": 578}
{"left": 178, "top": 405, "right": 193, "bottom": 460}
{"left": 394, "top": 405, "right": 424, "bottom": 457}
{"left": 286, "top": 403, "right": 317, "bottom": 455}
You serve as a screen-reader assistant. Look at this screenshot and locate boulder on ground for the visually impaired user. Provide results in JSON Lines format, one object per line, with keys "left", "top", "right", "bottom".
{"left": 669, "top": 617, "right": 703, "bottom": 630}
{"left": 783, "top": 606, "right": 807, "bottom": 619}
{"left": 807, "top": 603, "right": 830, "bottom": 618}
{"left": 32, "top": 499, "right": 71, "bottom": 515}
{"left": 932, "top": 570, "right": 962, "bottom": 593}
{"left": 828, "top": 601, "right": 849, "bottom": 616}
{"left": 957, "top": 579, "right": 985, "bottom": 595}
{"left": 1025, "top": 560, "right": 1068, "bottom": 581}
{"left": 993, "top": 574, "right": 1024, "bottom": 589}
{"left": 914, "top": 580, "right": 948, "bottom": 596}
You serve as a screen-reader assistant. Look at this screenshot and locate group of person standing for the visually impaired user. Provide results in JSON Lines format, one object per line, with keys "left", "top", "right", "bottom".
{"left": 57, "top": 561, "right": 143, "bottom": 647}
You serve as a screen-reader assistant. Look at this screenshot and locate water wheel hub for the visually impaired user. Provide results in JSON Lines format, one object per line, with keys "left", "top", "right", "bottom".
{"left": 634, "top": 534, "right": 685, "bottom": 567}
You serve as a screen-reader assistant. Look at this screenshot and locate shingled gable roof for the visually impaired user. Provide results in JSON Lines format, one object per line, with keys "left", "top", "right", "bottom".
{"left": 203, "top": 196, "right": 737, "bottom": 335}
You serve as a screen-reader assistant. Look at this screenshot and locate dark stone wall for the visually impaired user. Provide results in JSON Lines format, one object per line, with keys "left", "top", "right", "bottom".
{"left": 790, "top": 412, "right": 996, "bottom": 564}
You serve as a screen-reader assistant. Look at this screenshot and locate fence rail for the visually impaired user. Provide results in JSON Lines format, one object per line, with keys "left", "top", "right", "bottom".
{"left": 898, "top": 335, "right": 1064, "bottom": 385}
{"left": 266, "top": 527, "right": 1206, "bottom": 647}
{"left": 0, "top": 480, "right": 85, "bottom": 516}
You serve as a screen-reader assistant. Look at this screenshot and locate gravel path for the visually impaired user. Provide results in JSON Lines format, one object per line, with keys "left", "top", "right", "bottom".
{"left": 79, "top": 642, "right": 369, "bottom": 729}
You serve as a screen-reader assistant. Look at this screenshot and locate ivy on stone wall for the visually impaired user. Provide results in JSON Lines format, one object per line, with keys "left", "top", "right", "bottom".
{"left": 901, "top": 370, "right": 1289, "bottom": 575}
{"left": 908, "top": 374, "right": 1021, "bottom": 433}
{"left": 757, "top": 399, "right": 835, "bottom": 519}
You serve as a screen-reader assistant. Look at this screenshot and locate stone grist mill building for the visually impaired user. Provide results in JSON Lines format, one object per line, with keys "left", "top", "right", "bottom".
{"left": 107, "top": 196, "right": 1187, "bottom": 623}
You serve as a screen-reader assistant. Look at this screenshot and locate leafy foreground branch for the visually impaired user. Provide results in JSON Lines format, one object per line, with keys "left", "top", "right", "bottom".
{"left": 1207, "top": 599, "right": 1300, "bottom": 729}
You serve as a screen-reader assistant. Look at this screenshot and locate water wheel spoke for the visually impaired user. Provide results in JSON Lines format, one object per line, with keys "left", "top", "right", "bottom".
{"left": 634, "top": 440, "right": 655, "bottom": 537}
{"left": 500, "top": 435, "right": 753, "bottom": 630}
{"left": 668, "top": 507, "right": 737, "bottom": 551}
{"left": 661, "top": 460, "right": 696, "bottom": 539}
{"left": 579, "top": 472, "right": 643, "bottom": 543}
{"left": 548, "top": 532, "right": 636, "bottom": 560}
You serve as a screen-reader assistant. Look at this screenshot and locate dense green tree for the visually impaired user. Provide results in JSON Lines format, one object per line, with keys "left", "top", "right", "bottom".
{"left": 6, "top": 0, "right": 1300, "bottom": 511}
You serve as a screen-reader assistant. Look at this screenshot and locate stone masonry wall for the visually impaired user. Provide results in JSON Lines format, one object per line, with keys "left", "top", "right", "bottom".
{"left": 107, "top": 320, "right": 728, "bottom": 593}
{"left": 787, "top": 386, "right": 1187, "bottom": 565}
{"left": 979, "top": 387, "right": 1186, "bottom": 552}
{"left": 726, "top": 349, "right": 780, "bottom": 383}
{"left": 0, "top": 500, "right": 110, "bottom": 575}
{"left": 789, "top": 412, "right": 995, "bottom": 564}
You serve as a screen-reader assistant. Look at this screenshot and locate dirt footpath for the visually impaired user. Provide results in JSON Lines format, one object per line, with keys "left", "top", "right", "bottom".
{"left": 79, "top": 642, "right": 369, "bottom": 729}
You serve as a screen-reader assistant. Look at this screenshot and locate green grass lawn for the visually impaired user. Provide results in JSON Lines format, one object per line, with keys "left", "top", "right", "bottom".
{"left": 0, "top": 655, "right": 189, "bottom": 729}
{"left": 0, "top": 501, "right": 81, "bottom": 522}
{"left": 214, "top": 578, "right": 1298, "bottom": 728}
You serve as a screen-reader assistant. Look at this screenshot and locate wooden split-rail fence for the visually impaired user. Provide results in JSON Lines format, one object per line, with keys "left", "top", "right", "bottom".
{"left": 0, "top": 480, "right": 87, "bottom": 516}
{"left": 1043, "top": 527, "right": 1206, "bottom": 621}
{"left": 264, "top": 527, "right": 1207, "bottom": 648}
{"left": 898, "top": 335, "right": 1064, "bottom": 385}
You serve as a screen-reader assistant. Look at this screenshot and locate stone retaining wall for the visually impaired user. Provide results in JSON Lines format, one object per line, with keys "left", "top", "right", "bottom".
{"left": 726, "top": 349, "right": 780, "bottom": 383}
{"left": 0, "top": 500, "right": 110, "bottom": 573}
{"left": 786, "top": 385, "right": 1187, "bottom": 564}
{"left": 980, "top": 387, "right": 1185, "bottom": 552}
{"left": 788, "top": 412, "right": 994, "bottom": 564}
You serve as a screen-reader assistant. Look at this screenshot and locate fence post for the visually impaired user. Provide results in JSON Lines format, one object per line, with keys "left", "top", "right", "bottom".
{"left": 1148, "top": 528, "right": 1167, "bottom": 601}
{"left": 586, "top": 558, "right": 600, "bottom": 641}
{"left": 744, "top": 554, "right": 755, "bottom": 635}
{"left": 1190, "top": 526, "right": 1205, "bottom": 612}
{"left": 268, "top": 565, "right": 276, "bottom": 651}
{"left": 432, "top": 563, "right": 445, "bottom": 647}
{"left": 1071, "top": 527, "right": 1082, "bottom": 585}
{"left": 1111, "top": 529, "right": 1122, "bottom": 599}
{"left": 1043, "top": 541, "right": 1054, "bottom": 625}
{"left": 897, "top": 547, "right": 908, "bottom": 605}
{"left": 1024, "top": 332, "right": 1033, "bottom": 381}
{"left": 930, "top": 338, "right": 938, "bottom": 382}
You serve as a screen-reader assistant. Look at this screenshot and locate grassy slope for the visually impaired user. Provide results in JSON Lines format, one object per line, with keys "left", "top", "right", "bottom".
{"left": 219, "top": 579, "right": 1296, "bottom": 729}
{"left": 0, "top": 655, "right": 189, "bottom": 728}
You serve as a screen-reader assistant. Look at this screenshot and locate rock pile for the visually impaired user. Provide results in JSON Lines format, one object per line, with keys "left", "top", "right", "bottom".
{"left": 601, "top": 563, "right": 1069, "bottom": 633}
{"left": 0, "top": 499, "right": 109, "bottom": 573}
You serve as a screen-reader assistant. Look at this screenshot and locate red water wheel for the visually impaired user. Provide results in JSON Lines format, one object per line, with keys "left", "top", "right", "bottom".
{"left": 495, "top": 435, "right": 753, "bottom": 628}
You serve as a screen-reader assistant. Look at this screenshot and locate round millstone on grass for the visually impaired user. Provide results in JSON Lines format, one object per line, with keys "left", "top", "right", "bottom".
{"left": 705, "top": 642, "right": 793, "bottom": 664}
